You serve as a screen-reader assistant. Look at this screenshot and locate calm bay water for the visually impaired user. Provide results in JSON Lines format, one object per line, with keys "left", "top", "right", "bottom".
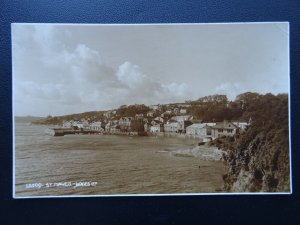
{"left": 15, "top": 123, "right": 225, "bottom": 197}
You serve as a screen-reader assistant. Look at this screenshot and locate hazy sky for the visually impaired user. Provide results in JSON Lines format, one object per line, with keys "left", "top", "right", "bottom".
{"left": 12, "top": 23, "right": 289, "bottom": 117}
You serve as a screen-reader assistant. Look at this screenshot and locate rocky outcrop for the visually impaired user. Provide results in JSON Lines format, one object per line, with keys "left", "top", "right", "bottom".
{"left": 211, "top": 93, "right": 290, "bottom": 192}
{"left": 221, "top": 130, "right": 290, "bottom": 192}
{"left": 171, "top": 146, "right": 226, "bottom": 161}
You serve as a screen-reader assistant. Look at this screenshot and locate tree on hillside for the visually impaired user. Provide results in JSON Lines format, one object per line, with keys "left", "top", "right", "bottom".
{"left": 198, "top": 94, "right": 228, "bottom": 104}
{"left": 235, "top": 92, "right": 260, "bottom": 110}
{"left": 116, "top": 104, "right": 150, "bottom": 117}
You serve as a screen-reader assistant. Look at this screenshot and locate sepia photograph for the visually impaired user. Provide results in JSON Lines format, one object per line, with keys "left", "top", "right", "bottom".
{"left": 12, "top": 23, "right": 291, "bottom": 198}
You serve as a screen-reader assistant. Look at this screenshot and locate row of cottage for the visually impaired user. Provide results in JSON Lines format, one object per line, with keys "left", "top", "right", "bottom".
{"left": 144, "top": 116, "right": 248, "bottom": 141}
{"left": 62, "top": 114, "right": 248, "bottom": 141}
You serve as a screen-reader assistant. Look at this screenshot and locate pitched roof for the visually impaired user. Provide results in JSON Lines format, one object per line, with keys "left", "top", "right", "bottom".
{"left": 186, "top": 123, "right": 214, "bottom": 129}
{"left": 212, "top": 121, "right": 238, "bottom": 129}
{"left": 186, "top": 123, "right": 206, "bottom": 129}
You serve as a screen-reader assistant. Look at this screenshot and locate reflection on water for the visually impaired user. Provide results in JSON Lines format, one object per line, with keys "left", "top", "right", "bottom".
{"left": 14, "top": 123, "right": 225, "bottom": 197}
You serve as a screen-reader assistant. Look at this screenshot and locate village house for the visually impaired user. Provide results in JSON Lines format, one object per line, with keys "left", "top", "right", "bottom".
{"left": 232, "top": 122, "right": 248, "bottom": 130}
{"left": 82, "top": 120, "right": 90, "bottom": 129}
{"left": 110, "top": 124, "right": 121, "bottom": 133}
{"left": 150, "top": 123, "right": 164, "bottom": 133}
{"left": 172, "top": 115, "right": 192, "bottom": 122}
{"left": 62, "top": 121, "right": 73, "bottom": 128}
{"left": 73, "top": 121, "right": 84, "bottom": 129}
{"left": 146, "top": 111, "right": 155, "bottom": 117}
{"left": 164, "top": 122, "right": 181, "bottom": 133}
{"left": 170, "top": 115, "right": 193, "bottom": 133}
{"left": 186, "top": 122, "right": 216, "bottom": 139}
{"left": 119, "top": 117, "right": 133, "bottom": 126}
{"left": 211, "top": 121, "right": 239, "bottom": 139}
{"left": 63, "top": 119, "right": 93, "bottom": 130}
{"left": 179, "top": 108, "right": 187, "bottom": 114}
{"left": 118, "top": 117, "right": 144, "bottom": 132}
{"left": 105, "top": 122, "right": 111, "bottom": 132}
{"left": 135, "top": 113, "right": 144, "bottom": 120}
{"left": 119, "top": 117, "right": 132, "bottom": 131}
{"left": 90, "top": 121, "right": 102, "bottom": 131}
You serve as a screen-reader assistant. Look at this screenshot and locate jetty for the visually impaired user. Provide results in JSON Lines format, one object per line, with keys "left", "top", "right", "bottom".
{"left": 45, "top": 128, "right": 102, "bottom": 136}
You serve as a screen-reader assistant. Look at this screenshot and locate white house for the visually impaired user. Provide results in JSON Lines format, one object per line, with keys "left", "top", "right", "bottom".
{"left": 150, "top": 124, "right": 161, "bottom": 132}
{"left": 144, "top": 123, "right": 151, "bottom": 132}
{"left": 105, "top": 122, "right": 111, "bottom": 132}
{"left": 232, "top": 122, "right": 248, "bottom": 130}
{"left": 172, "top": 115, "right": 192, "bottom": 122}
{"left": 119, "top": 117, "right": 133, "bottom": 126}
{"left": 164, "top": 122, "right": 180, "bottom": 133}
{"left": 211, "top": 121, "right": 239, "bottom": 139}
{"left": 180, "top": 108, "right": 187, "bottom": 114}
{"left": 90, "top": 121, "right": 102, "bottom": 131}
{"left": 82, "top": 120, "right": 90, "bottom": 129}
{"left": 62, "top": 121, "right": 72, "bottom": 128}
{"left": 110, "top": 124, "right": 121, "bottom": 133}
{"left": 147, "top": 111, "right": 155, "bottom": 117}
{"left": 73, "top": 121, "right": 83, "bottom": 129}
{"left": 186, "top": 123, "right": 216, "bottom": 138}
{"left": 135, "top": 114, "right": 144, "bottom": 120}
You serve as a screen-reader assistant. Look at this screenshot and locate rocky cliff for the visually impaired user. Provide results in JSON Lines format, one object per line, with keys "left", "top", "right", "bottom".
{"left": 211, "top": 93, "right": 290, "bottom": 192}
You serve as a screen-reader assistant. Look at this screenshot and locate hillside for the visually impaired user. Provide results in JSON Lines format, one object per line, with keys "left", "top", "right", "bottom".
{"left": 32, "top": 111, "right": 105, "bottom": 125}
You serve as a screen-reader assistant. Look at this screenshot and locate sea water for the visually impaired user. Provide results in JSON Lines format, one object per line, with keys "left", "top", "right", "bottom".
{"left": 14, "top": 123, "right": 225, "bottom": 197}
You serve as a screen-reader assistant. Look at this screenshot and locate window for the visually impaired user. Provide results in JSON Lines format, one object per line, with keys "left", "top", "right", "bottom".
{"left": 218, "top": 129, "right": 223, "bottom": 133}
{"left": 227, "top": 129, "right": 233, "bottom": 133}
